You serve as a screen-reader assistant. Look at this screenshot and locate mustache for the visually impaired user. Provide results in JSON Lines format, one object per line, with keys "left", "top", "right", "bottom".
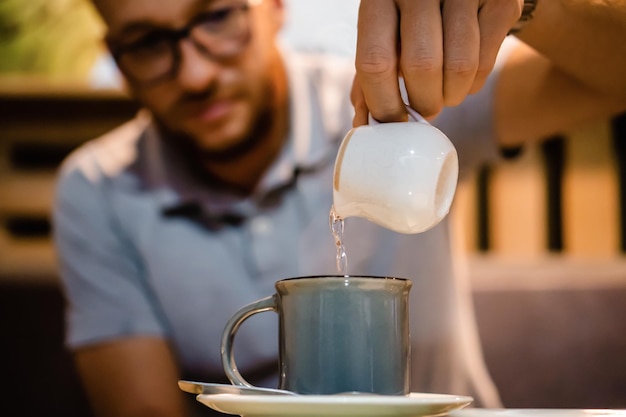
{"left": 177, "top": 82, "right": 220, "bottom": 104}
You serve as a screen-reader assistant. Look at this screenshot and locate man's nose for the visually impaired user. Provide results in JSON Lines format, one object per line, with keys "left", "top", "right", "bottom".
{"left": 176, "top": 39, "right": 220, "bottom": 92}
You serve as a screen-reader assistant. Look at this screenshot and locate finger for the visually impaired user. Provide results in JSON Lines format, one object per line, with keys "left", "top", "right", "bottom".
{"left": 441, "top": 0, "right": 480, "bottom": 106}
{"left": 350, "top": 76, "right": 370, "bottom": 127}
{"left": 398, "top": 0, "right": 444, "bottom": 118}
{"left": 355, "top": 0, "right": 407, "bottom": 122}
{"left": 470, "top": 0, "right": 522, "bottom": 93}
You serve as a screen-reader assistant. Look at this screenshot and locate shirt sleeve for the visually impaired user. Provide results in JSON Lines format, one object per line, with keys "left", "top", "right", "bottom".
{"left": 432, "top": 36, "right": 522, "bottom": 180}
{"left": 53, "top": 147, "right": 166, "bottom": 349}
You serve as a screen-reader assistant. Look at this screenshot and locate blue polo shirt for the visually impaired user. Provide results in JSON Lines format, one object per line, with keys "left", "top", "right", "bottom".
{"left": 53, "top": 48, "right": 508, "bottom": 407}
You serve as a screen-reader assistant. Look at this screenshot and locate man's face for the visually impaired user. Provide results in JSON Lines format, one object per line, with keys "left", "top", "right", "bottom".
{"left": 97, "top": 0, "right": 285, "bottom": 155}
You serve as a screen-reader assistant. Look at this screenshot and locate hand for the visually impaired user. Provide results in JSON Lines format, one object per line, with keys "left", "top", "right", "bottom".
{"left": 353, "top": 0, "right": 523, "bottom": 126}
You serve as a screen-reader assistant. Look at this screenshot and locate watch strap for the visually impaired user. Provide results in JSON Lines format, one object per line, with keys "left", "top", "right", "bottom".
{"left": 509, "top": 0, "right": 538, "bottom": 35}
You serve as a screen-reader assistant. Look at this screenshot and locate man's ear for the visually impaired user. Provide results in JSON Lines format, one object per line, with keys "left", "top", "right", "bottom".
{"left": 267, "top": 0, "right": 284, "bottom": 10}
{"left": 266, "top": 0, "right": 285, "bottom": 32}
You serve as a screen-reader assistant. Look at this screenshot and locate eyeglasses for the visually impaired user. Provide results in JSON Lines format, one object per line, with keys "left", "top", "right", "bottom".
{"left": 108, "top": 0, "right": 261, "bottom": 85}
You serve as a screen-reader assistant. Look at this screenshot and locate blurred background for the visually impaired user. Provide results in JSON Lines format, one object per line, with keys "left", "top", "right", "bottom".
{"left": 1, "top": 1, "right": 625, "bottom": 416}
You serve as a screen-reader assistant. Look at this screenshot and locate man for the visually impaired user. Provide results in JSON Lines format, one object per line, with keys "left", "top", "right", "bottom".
{"left": 53, "top": 0, "right": 626, "bottom": 416}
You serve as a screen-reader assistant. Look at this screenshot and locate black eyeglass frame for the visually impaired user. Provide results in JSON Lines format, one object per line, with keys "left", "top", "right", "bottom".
{"left": 107, "top": 0, "right": 259, "bottom": 85}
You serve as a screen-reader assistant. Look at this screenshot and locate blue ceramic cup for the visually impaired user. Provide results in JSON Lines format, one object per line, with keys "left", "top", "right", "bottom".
{"left": 221, "top": 275, "right": 412, "bottom": 395}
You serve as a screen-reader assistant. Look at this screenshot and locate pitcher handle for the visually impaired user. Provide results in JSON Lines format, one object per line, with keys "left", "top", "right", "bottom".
{"left": 220, "top": 295, "right": 278, "bottom": 387}
{"left": 368, "top": 105, "right": 428, "bottom": 126}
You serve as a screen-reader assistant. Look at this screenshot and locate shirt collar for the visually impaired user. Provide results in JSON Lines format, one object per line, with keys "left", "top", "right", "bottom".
{"left": 255, "top": 47, "right": 339, "bottom": 193}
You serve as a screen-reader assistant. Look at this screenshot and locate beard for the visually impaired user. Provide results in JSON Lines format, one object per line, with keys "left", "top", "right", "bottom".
{"left": 156, "top": 81, "right": 281, "bottom": 193}
{"left": 196, "top": 102, "right": 273, "bottom": 163}
{"left": 161, "top": 75, "right": 278, "bottom": 165}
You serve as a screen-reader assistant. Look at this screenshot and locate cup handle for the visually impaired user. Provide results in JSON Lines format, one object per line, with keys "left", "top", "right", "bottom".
{"left": 220, "top": 295, "right": 278, "bottom": 387}
{"left": 367, "top": 105, "right": 428, "bottom": 125}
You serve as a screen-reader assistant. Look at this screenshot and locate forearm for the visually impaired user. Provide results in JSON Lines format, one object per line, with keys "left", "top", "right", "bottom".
{"left": 515, "top": 0, "right": 626, "bottom": 97}
{"left": 495, "top": 43, "right": 626, "bottom": 147}
{"left": 75, "top": 337, "right": 189, "bottom": 417}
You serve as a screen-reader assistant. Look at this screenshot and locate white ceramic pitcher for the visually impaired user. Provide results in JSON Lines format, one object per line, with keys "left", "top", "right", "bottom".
{"left": 332, "top": 107, "right": 458, "bottom": 234}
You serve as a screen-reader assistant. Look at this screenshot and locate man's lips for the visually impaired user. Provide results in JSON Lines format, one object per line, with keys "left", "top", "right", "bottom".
{"left": 183, "top": 99, "right": 238, "bottom": 123}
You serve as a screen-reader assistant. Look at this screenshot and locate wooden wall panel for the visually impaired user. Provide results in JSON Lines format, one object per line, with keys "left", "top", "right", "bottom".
{"left": 487, "top": 145, "right": 547, "bottom": 258}
{"left": 562, "top": 120, "right": 619, "bottom": 258}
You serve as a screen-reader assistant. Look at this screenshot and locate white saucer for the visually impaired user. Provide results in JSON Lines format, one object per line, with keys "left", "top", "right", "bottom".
{"left": 196, "top": 392, "right": 473, "bottom": 417}
{"left": 450, "top": 410, "right": 626, "bottom": 417}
